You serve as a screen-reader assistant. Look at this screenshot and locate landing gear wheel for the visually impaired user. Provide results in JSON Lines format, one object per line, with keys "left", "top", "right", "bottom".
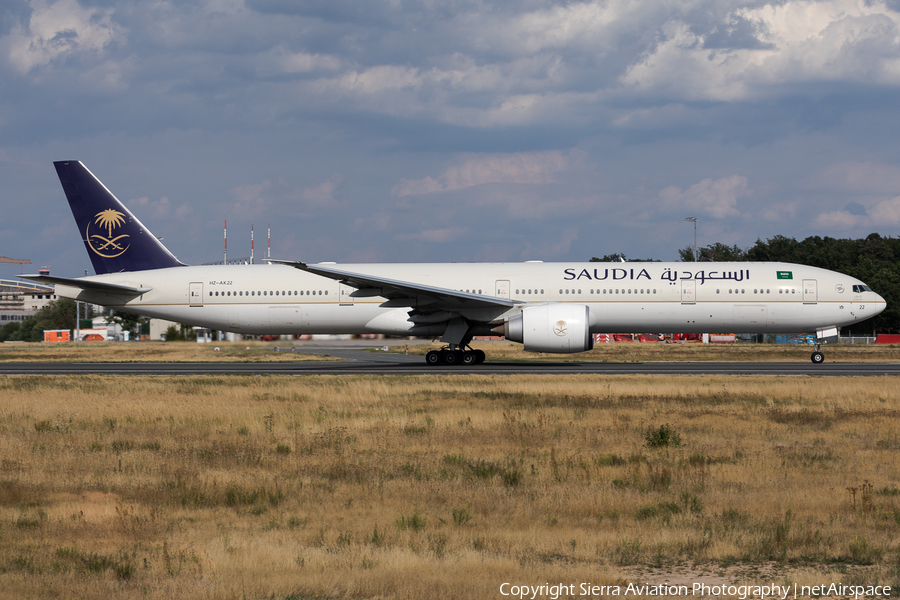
{"left": 425, "top": 351, "right": 443, "bottom": 365}
{"left": 461, "top": 351, "right": 476, "bottom": 365}
{"left": 444, "top": 350, "right": 460, "bottom": 365}
{"left": 474, "top": 349, "right": 486, "bottom": 365}
{"left": 811, "top": 351, "right": 825, "bottom": 364}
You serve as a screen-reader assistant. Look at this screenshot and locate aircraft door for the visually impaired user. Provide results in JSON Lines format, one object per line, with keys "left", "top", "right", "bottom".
{"left": 189, "top": 282, "right": 203, "bottom": 307}
{"left": 338, "top": 283, "right": 354, "bottom": 306}
{"left": 802, "top": 279, "right": 817, "bottom": 304}
{"left": 495, "top": 280, "right": 510, "bottom": 299}
{"left": 681, "top": 280, "right": 696, "bottom": 304}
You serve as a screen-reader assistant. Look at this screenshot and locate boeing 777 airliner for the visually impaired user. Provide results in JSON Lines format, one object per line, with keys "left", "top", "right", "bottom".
{"left": 24, "top": 161, "right": 886, "bottom": 366}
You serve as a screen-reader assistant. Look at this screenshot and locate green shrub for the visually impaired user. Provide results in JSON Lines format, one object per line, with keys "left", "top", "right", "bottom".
{"left": 645, "top": 424, "right": 681, "bottom": 448}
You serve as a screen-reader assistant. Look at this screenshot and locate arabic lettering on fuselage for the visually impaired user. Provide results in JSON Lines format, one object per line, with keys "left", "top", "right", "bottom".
{"left": 563, "top": 267, "right": 750, "bottom": 284}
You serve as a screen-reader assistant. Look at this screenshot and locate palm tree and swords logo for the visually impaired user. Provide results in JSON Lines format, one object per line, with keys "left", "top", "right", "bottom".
{"left": 553, "top": 320, "right": 568, "bottom": 336}
{"left": 86, "top": 209, "right": 131, "bottom": 258}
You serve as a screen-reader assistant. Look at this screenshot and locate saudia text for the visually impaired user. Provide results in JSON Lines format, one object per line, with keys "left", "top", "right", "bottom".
{"left": 563, "top": 268, "right": 750, "bottom": 284}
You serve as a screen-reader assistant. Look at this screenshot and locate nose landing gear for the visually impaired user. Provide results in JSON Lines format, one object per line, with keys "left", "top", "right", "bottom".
{"left": 811, "top": 343, "right": 825, "bottom": 364}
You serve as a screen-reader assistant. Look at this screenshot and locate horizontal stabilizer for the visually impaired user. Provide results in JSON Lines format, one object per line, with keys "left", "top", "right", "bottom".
{"left": 20, "top": 275, "right": 151, "bottom": 296}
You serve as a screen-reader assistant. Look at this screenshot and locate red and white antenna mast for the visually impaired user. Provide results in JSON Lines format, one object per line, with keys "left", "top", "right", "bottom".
{"left": 267, "top": 222, "right": 271, "bottom": 260}
{"left": 250, "top": 224, "right": 254, "bottom": 265}
{"left": 224, "top": 219, "right": 227, "bottom": 264}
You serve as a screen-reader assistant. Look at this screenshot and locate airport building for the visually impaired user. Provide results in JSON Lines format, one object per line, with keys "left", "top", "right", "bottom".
{"left": 0, "top": 279, "right": 58, "bottom": 324}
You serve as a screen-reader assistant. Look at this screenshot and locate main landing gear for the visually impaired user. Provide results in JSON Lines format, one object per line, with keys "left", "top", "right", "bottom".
{"left": 425, "top": 346, "right": 486, "bottom": 366}
{"left": 811, "top": 343, "right": 825, "bottom": 364}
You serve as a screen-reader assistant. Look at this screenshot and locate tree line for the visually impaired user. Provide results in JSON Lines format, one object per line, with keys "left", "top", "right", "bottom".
{"left": 0, "top": 298, "right": 84, "bottom": 342}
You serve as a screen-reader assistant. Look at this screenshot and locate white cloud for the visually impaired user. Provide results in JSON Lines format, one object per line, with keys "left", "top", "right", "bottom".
{"left": 869, "top": 196, "right": 900, "bottom": 224}
{"left": 128, "top": 196, "right": 193, "bottom": 221}
{"left": 659, "top": 175, "right": 749, "bottom": 218}
{"left": 230, "top": 180, "right": 273, "bottom": 217}
{"left": 621, "top": 0, "right": 900, "bottom": 101}
{"left": 759, "top": 200, "right": 802, "bottom": 222}
{"left": 300, "top": 174, "right": 343, "bottom": 208}
{"left": 254, "top": 46, "right": 342, "bottom": 78}
{"left": 812, "top": 210, "right": 865, "bottom": 229}
{"left": 6, "top": 0, "right": 124, "bottom": 73}
{"left": 485, "top": 0, "right": 655, "bottom": 61}
{"left": 807, "top": 161, "right": 900, "bottom": 194}
{"left": 814, "top": 196, "right": 900, "bottom": 229}
{"left": 337, "top": 65, "right": 423, "bottom": 95}
{"left": 392, "top": 150, "right": 576, "bottom": 197}
{"left": 278, "top": 51, "right": 341, "bottom": 74}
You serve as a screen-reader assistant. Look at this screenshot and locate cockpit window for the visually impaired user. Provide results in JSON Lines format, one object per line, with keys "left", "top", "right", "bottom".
{"left": 852, "top": 285, "right": 874, "bottom": 293}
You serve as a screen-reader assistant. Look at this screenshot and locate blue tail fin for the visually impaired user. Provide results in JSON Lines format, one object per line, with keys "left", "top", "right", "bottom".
{"left": 54, "top": 161, "right": 186, "bottom": 274}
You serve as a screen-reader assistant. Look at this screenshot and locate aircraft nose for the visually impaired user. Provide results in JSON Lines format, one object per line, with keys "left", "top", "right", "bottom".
{"left": 874, "top": 292, "right": 887, "bottom": 315}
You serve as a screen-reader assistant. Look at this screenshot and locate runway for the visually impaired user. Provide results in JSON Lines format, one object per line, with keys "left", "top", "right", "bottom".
{"left": 1, "top": 345, "right": 899, "bottom": 375}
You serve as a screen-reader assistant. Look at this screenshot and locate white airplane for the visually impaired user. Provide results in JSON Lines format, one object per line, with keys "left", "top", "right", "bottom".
{"left": 24, "top": 161, "right": 886, "bottom": 365}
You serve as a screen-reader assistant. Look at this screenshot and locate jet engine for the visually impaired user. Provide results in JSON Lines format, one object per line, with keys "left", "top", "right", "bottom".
{"left": 499, "top": 303, "right": 593, "bottom": 353}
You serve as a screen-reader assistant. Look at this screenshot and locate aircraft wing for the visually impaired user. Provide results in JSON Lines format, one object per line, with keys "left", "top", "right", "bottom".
{"left": 20, "top": 275, "right": 151, "bottom": 296}
{"left": 268, "top": 260, "right": 521, "bottom": 310}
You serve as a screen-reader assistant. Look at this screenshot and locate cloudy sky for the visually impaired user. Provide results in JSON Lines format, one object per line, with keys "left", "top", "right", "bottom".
{"left": 2, "top": 0, "right": 900, "bottom": 277}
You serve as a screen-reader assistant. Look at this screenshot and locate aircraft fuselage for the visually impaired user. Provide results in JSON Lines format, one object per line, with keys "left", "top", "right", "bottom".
{"left": 54, "top": 261, "right": 884, "bottom": 337}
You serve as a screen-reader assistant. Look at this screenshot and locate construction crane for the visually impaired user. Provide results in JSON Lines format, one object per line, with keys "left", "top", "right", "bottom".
{"left": 0, "top": 256, "right": 32, "bottom": 265}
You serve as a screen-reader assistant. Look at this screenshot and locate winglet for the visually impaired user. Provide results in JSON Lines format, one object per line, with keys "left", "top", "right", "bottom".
{"left": 266, "top": 259, "right": 308, "bottom": 270}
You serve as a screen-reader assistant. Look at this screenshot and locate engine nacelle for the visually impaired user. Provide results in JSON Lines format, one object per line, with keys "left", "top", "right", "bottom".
{"left": 502, "top": 303, "right": 593, "bottom": 353}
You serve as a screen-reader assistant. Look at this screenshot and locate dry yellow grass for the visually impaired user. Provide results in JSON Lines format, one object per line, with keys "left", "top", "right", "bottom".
{"left": 400, "top": 340, "right": 900, "bottom": 362}
{"left": 0, "top": 341, "right": 337, "bottom": 362}
{"left": 0, "top": 374, "right": 898, "bottom": 599}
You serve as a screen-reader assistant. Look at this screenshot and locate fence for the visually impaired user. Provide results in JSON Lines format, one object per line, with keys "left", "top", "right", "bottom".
{"left": 839, "top": 336, "right": 877, "bottom": 345}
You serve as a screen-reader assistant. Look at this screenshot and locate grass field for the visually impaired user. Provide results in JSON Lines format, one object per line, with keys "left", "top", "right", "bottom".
{"left": 0, "top": 341, "right": 337, "bottom": 363}
{"left": 0, "top": 374, "right": 898, "bottom": 599}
